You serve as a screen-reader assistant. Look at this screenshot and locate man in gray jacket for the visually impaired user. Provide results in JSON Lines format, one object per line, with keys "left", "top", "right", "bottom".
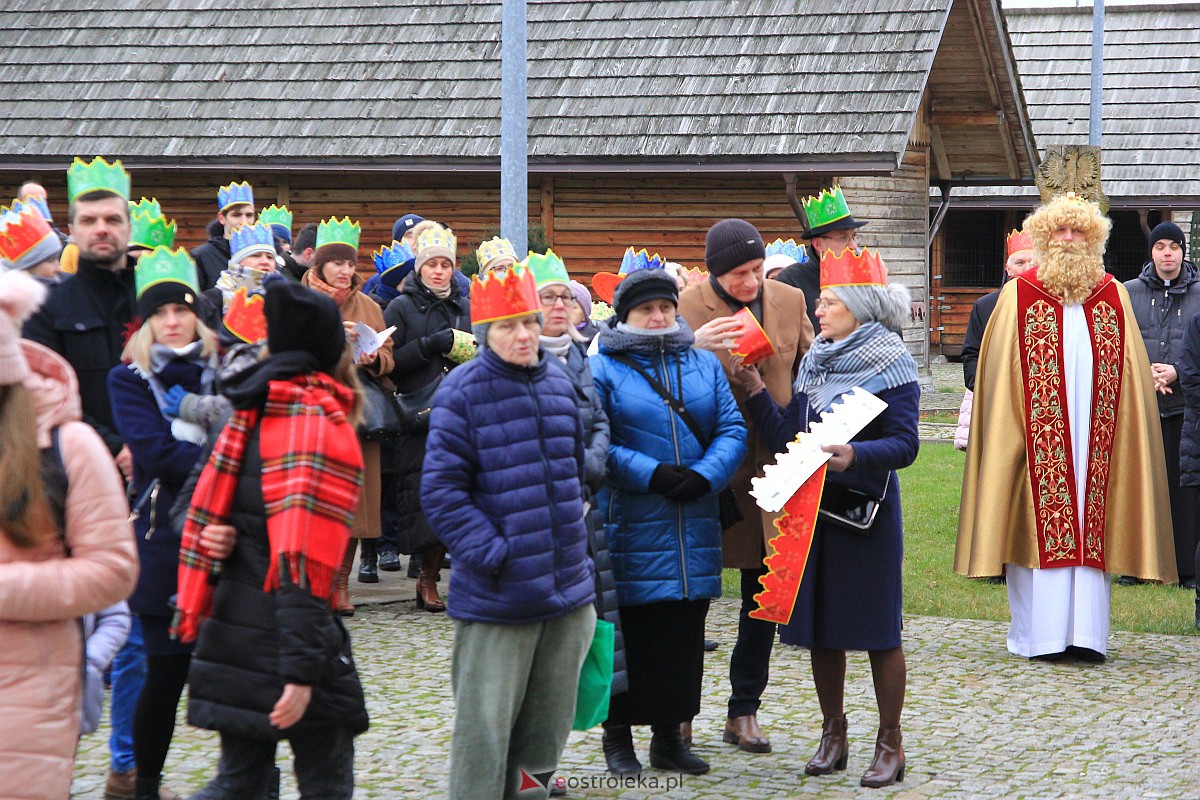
{"left": 1124, "top": 221, "right": 1199, "bottom": 587}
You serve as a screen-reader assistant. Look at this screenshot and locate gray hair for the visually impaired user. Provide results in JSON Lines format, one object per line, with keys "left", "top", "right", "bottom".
{"left": 830, "top": 282, "right": 911, "bottom": 334}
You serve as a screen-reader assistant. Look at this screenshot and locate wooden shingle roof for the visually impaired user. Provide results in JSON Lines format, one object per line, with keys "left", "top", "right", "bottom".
{"left": 0, "top": 0, "right": 963, "bottom": 173}
{"left": 955, "top": 2, "right": 1200, "bottom": 204}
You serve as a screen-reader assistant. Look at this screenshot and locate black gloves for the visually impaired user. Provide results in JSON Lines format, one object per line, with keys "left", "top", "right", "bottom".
{"left": 649, "top": 464, "right": 711, "bottom": 504}
{"left": 418, "top": 329, "right": 455, "bottom": 358}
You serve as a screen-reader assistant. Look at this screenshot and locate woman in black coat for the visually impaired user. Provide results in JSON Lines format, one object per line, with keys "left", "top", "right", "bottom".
{"left": 382, "top": 221, "right": 471, "bottom": 611}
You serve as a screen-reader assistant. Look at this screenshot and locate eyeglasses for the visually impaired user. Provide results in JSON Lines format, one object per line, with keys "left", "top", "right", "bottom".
{"left": 538, "top": 291, "right": 577, "bottom": 307}
{"left": 815, "top": 298, "right": 843, "bottom": 311}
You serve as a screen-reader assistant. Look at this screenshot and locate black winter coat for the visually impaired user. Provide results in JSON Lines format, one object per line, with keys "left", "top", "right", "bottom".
{"left": 186, "top": 423, "right": 369, "bottom": 742}
{"left": 961, "top": 289, "right": 1001, "bottom": 392}
{"left": 1125, "top": 260, "right": 1200, "bottom": 417}
{"left": 192, "top": 234, "right": 231, "bottom": 293}
{"left": 772, "top": 259, "right": 821, "bottom": 333}
{"left": 1175, "top": 313, "right": 1200, "bottom": 486}
{"left": 384, "top": 277, "right": 471, "bottom": 553}
{"left": 22, "top": 257, "right": 137, "bottom": 455}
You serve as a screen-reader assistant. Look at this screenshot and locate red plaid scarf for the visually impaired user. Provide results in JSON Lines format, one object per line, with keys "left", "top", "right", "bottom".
{"left": 173, "top": 373, "right": 363, "bottom": 643}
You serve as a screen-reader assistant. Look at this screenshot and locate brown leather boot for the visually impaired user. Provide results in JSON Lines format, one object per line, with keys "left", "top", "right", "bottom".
{"left": 860, "top": 726, "right": 905, "bottom": 788}
{"left": 804, "top": 715, "right": 848, "bottom": 775}
{"left": 415, "top": 544, "right": 446, "bottom": 612}
{"left": 333, "top": 541, "right": 356, "bottom": 616}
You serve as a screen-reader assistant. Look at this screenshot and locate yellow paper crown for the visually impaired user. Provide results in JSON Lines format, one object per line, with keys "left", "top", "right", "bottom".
{"left": 417, "top": 226, "right": 457, "bottom": 258}
{"left": 477, "top": 236, "right": 516, "bottom": 270}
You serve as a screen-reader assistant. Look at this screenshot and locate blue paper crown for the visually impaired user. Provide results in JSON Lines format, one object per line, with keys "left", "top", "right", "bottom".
{"left": 12, "top": 197, "right": 52, "bottom": 222}
{"left": 229, "top": 221, "right": 275, "bottom": 254}
{"left": 619, "top": 246, "right": 665, "bottom": 275}
{"left": 765, "top": 238, "right": 808, "bottom": 265}
{"left": 374, "top": 240, "right": 416, "bottom": 274}
{"left": 218, "top": 181, "right": 255, "bottom": 213}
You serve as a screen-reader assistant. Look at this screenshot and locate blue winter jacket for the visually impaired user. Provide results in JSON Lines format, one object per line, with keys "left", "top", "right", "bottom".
{"left": 591, "top": 320, "right": 747, "bottom": 607}
{"left": 421, "top": 346, "right": 597, "bottom": 624}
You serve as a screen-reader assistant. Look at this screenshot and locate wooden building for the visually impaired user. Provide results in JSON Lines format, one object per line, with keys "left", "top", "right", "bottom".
{"left": 930, "top": 2, "right": 1200, "bottom": 358}
{"left": 0, "top": 0, "right": 1037, "bottom": 362}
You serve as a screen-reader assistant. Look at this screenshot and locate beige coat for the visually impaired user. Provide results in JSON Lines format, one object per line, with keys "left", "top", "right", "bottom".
{"left": 678, "top": 279, "right": 815, "bottom": 568}
{"left": 0, "top": 342, "right": 138, "bottom": 800}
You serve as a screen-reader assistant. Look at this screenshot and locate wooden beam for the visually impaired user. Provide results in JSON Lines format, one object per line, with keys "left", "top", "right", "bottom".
{"left": 540, "top": 177, "right": 555, "bottom": 247}
{"left": 963, "top": 0, "right": 1021, "bottom": 180}
{"left": 929, "top": 111, "right": 1003, "bottom": 126}
{"left": 276, "top": 174, "right": 289, "bottom": 206}
{"left": 929, "top": 124, "right": 953, "bottom": 180}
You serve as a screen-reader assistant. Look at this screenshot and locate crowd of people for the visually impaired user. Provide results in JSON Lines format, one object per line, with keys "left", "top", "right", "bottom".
{"left": 0, "top": 157, "right": 1189, "bottom": 799}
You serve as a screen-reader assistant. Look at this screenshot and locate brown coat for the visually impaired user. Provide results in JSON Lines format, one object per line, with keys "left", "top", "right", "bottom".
{"left": 677, "top": 279, "right": 815, "bottom": 568}
{"left": 0, "top": 342, "right": 139, "bottom": 799}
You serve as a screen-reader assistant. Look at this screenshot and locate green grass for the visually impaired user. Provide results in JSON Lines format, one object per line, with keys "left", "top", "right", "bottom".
{"left": 725, "top": 442, "right": 1197, "bottom": 636}
{"left": 918, "top": 410, "right": 958, "bottom": 425}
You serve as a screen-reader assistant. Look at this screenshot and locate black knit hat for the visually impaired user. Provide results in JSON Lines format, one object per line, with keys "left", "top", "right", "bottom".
{"left": 265, "top": 280, "right": 345, "bottom": 372}
{"left": 613, "top": 268, "right": 679, "bottom": 322}
{"left": 1149, "top": 221, "right": 1187, "bottom": 259}
{"left": 706, "top": 218, "right": 766, "bottom": 276}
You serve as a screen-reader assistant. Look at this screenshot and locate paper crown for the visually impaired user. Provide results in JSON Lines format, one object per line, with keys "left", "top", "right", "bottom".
{"left": 12, "top": 196, "right": 52, "bottom": 221}
{"left": 0, "top": 205, "right": 55, "bottom": 264}
{"left": 765, "top": 238, "right": 808, "bottom": 265}
{"left": 218, "top": 181, "right": 254, "bottom": 213}
{"left": 416, "top": 225, "right": 456, "bottom": 257}
{"left": 134, "top": 246, "right": 199, "bottom": 299}
{"left": 523, "top": 249, "right": 570, "bottom": 288}
{"left": 591, "top": 247, "right": 665, "bottom": 303}
{"left": 819, "top": 247, "right": 887, "bottom": 288}
{"left": 1006, "top": 229, "right": 1034, "bottom": 257}
{"left": 223, "top": 286, "right": 268, "bottom": 344}
{"left": 317, "top": 217, "right": 361, "bottom": 250}
{"left": 477, "top": 236, "right": 517, "bottom": 269}
{"left": 128, "top": 198, "right": 177, "bottom": 250}
{"left": 230, "top": 221, "right": 276, "bottom": 256}
{"left": 258, "top": 204, "right": 292, "bottom": 232}
{"left": 374, "top": 240, "right": 415, "bottom": 274}
{"left": 470, "top": 264, "right": 540, "bottom": 325}
{"left": 801, "top": 186, "right": 853, "bottom": 231}
{"left": 67, "top": 156, "right": 130, "bottom": 202}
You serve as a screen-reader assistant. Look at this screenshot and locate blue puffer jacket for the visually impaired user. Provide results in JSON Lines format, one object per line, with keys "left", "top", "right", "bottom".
{"left": 421, "top": 346, "right": 597, "bottom": 624}
{"left": 591, "top": 319, "right": 747, "bottom": 607}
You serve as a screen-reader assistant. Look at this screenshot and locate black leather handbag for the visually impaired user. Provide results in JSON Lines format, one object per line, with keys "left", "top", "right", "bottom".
{"left": 358, "top": 374, "right": 402, "bottom": 440}
{"left": 395, "top": 371, "right": 445, "bottom": 434}
{"left": 818, "top": 473, "right": 889, "bottom": 535}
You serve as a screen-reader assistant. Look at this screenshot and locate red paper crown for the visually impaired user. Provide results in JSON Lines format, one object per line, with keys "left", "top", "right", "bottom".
{"left": 470, "top": 264, "right": 539, "bottom": 325}
{"left": 1006, "top": 229, "right": 1034, "bottom": 257}
{"left": 223, "top": 286, "right": 267, "bottom": 344}
{"left": 819, "top": 247, "right": 887, "bottom": 288}
{"left": 0, "top": 206, "right": 54, "bottom": 263}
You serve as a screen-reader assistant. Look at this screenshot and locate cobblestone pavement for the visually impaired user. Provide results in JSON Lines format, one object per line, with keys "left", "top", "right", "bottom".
{"left": 73, "top": 567, "right": 1200, "bottom": 800}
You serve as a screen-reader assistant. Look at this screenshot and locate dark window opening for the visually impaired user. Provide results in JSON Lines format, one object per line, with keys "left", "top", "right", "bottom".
{"left": 1105, "top": 209, "right": 1163, "bottom": 283}
{"left": 941, "top": 210, "right": 1008, "bottom": 288}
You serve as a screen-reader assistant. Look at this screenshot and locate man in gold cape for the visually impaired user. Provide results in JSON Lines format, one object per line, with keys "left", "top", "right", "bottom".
{"left": 955, "top": 194, "right": 1177, "bottom": 662}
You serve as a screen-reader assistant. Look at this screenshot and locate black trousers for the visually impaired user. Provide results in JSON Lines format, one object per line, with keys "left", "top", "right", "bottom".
{"left": 191, "top": 729, "right": 354, "bottom": 800}
{"left": 728, "top": 565, "right": 775, "bottom": 718}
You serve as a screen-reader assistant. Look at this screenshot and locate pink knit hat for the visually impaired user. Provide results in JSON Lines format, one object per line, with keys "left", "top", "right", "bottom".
{"left": 0, "top": 270, "right": 48, "bottom": 386}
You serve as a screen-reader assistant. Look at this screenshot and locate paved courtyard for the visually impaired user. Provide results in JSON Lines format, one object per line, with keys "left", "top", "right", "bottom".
{"left": 72, "top": 567, "right": 1200, "bottom": 800}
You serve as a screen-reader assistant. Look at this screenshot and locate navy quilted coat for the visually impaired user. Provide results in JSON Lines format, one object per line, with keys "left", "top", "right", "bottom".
{"left": 591, "top": 321, "right": 747, "bottom": 607}
{"left": 421, "top": 346, "right": 597, "bottom": 624}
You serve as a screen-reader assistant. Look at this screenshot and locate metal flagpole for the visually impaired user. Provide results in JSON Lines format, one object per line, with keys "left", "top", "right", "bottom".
{"left": 500, "top": 0, "right": 528, "bottom": 256}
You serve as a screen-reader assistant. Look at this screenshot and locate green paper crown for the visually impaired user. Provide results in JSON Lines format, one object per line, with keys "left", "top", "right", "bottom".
{"left": 259, "top": 204, "right": 293, "bottom": 231}
{"left": 134, "top": 246, "right": 199, "bottom": 299}
{"left": 67, "top": 156, "right": 131, "bottom": 202}
{"left": 128, "top": 197, "right": 176, "bottom": 249}
{"left": 801, "top": 186, "right": 852, "bottom": 230}
{"left": 316, "top": 216, "right": 360, "bottom": 250}
{"left": 523, "top": 249, "right": 570, "bottom": 288}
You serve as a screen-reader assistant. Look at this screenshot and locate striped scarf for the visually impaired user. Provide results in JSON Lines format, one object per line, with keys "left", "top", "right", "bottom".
{"left": 173, "top": 372, "right": 363, "bottom": 643}
{"left": 795, "top": 321, "right": 918, "bottom": 413}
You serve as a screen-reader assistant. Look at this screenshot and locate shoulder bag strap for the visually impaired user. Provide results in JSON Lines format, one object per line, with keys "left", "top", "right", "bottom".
{"left": 606, "top": 352, "right": 709, "bottom": 448}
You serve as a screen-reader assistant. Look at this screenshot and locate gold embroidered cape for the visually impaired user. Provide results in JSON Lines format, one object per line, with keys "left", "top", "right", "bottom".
{"left": 954, "top": 275, "right": 1177, "bottom": 582}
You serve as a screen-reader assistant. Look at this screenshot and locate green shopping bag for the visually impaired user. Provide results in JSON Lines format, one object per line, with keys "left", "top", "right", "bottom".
{"left": 572, "top": 619, "right": 615, "bottom": 730}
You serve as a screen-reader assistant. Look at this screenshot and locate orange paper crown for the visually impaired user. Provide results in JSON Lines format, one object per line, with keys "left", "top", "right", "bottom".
{"left": 223, "top": 286, "right": 267, "bottom": 344}
{"left": 819, "top": 247, "right": 887, "bottom": 288}
{"left": 470, "top": 264, "right": 539, "bottom": 325}
{"left": 0, "top": 206, "right": 54, "bottom": 263}
{"left": 1006, "top": 229, "right": 1034, "bottom": 257}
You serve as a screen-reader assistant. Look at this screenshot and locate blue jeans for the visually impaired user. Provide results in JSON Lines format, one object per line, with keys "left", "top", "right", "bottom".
{"left": 109, "top": 617, "right": 146, "bottom": 772}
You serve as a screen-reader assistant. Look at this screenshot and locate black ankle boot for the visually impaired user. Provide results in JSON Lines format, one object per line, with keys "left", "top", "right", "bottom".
{"left": 602, "top": 723, "right": 642, "bottom": 775}
{"left": 649, "top": 725, "right": 710, "bottom": 775}
{"left": 358, "top": 540, "right": 379, "bottom": 583}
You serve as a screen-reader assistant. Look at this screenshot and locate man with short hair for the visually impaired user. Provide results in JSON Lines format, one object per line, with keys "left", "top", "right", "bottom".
{"left": 192, "top": 181, "right": 256, "bottom": 291}
{"left": 291, "top": 221, "right": 319, "bottom": 271}
{"left": 957, "top": 194, "right": 1177, "bottom": 663}
{"left": 678, "top": 217, "right": 814, "bottom": 754}
{"left": 775, "top": 186, "right": 869, "bottom": 331}
{"left": 1123, "top": 221, "right": 1200, "bottom": 588}
{"left": 17, "top": 178, "right": 70, "bottom": 246}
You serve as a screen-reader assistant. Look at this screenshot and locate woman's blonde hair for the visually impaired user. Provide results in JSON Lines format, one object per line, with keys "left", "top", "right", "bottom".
{"left": 0, "top": 384, "right": 55, "bottom": 549}
{"left": 121, "top": 310, "right": 218, "bottom": 372}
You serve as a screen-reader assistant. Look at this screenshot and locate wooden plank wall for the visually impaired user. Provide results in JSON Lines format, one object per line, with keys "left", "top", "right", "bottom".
{"left": 838, "top": 143, "right": 931, "bottom": 360}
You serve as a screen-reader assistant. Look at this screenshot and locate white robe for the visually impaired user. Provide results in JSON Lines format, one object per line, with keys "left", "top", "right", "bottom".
{"left": 1005, "top": 303, "right": 1112, "bottom": 657}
